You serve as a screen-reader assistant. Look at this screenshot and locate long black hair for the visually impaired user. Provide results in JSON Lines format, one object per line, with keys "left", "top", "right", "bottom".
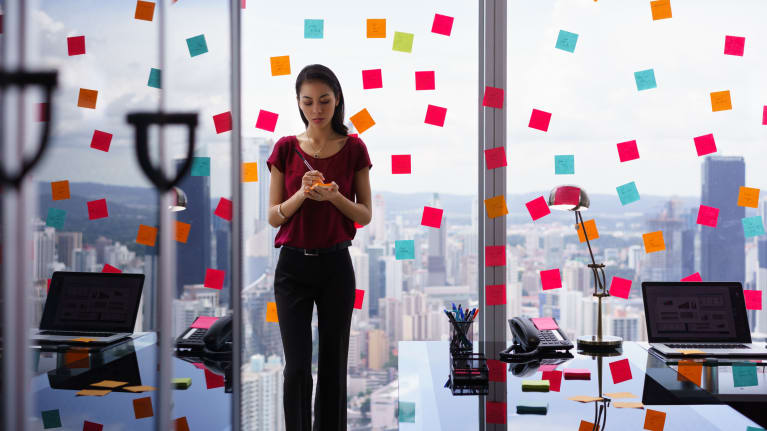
{"left": 295, "top": 64, "right": 348, "bottom": 136}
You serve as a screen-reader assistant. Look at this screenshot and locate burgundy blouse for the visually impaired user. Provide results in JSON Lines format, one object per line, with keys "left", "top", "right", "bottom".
{"left": 266, "top": 135, "right": 372, "bottom": 249}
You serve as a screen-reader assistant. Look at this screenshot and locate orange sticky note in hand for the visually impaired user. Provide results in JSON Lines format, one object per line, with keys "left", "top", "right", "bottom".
{"left": 175, "top": 221, "right": 191, "bottom": 243}
{"left": 77, "top": 88, "right": 98, "bottom": 109}
{"left": 266, "top": 301, "right": 278, "bottom": 322}
{"left": 575, "top": 219, "right": 599, "bottom": 242}
{"left": 643, "top": 409, "right": 666, "bottom": 431}
{"left": 484, "top": 195, "right": 508, "bottom": 219}
{"left": 710, "top": 90, "right": 732, "bottom": 112}
{"left": 51, "top": 180, "right": 70, "bottom": 200}
{"left": 737, "top": 186, "right": 760, "bottom": 208}
{"left": 650, "top": 0, "right": 672, "bottom": 20}
{"left": 242, "top": 162, "right": 258, "bottom": 182}
{"left": 270, "top": 55, "right": 291, "bottom": 76}
{"left": 643, "top": 231, "right": 665, "bottom": 253}
{"left": 350, "top": 108, "right": 375, "bottom": 134}
{"left": 366, "top": 19, "right": 386, "bottom": 38}
{"left": 135, "top": 224, "right": 158, "bottom": 247}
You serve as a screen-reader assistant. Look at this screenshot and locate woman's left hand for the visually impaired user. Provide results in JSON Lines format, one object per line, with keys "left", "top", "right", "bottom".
{"left": 305, "top": 181, "right": 341, "bottom": 202}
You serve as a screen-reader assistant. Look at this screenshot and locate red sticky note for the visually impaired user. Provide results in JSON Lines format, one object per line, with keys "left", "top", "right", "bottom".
{"left": 482, "top": 86, "right": 504, "bottom": 109}
{"left": 564, "top": 368, "right": 591, "bottom": 380}
{"left": 431, "top": 13, "right": 454, "bottom": 36}
{"left": 541, "top": 370, "right": 562, "bottom": 392}
{"left": 191, "top": 316, "right": 218, "bottom": 329}
{"left": 255, "top": 109, "right": 278, "bottom": 132}
{"left": 531, "top": 317, "right": 558, "bottom": 330}
{"left": 744, "top": 289, "right": 762, "bottom": 310}
{"left": 724, "top": 35, "right": 745, "bottom": 56}
{"left": 609, "top": 358, "right": 632, "bottom": 384}
{"left": 540, "top": 268, "right": 562, "bottom": 290}
{"left": 37, "top": 102, "right": 49, "bottom": 122}
{"left": 484, "top": 147, "right": 507, "bottom": 170}
{"left": 47, "top": 278, "right": 51, "bottom": 293}
{"left": 681, "top": 272, "right": 703, "bottom": 282}
{"left": 87, "top": 199, "right": 108, "bottom": 220}
{"left": 421, "top": 206, "right": 443, "bottom": 228}
{"left": 67, "top": 35, "right": 85, "bottom": 56}
{"left": 763, "top": 106, "right": 767, "bottom": 125}
{"left": 354, "top": 289, "right": 365, "bottom": 309}
{"left": 609, "top": 276, "right": 632, "bottom": 299}
{"left": 213, "top": 111, "right": 232, "bottom": 134}
{"left": 83, "top": 420, "right": 103, "bottom": 431}
{"left": 90, "top": 130, "right": 113, "bottom": 152}
{"left": 696, "top": 204, "right": 719, "bottom": 227}
{"left": 486, "top": 284, "right": 506, "bottom": 306}
{"left": 102, "top": 264, "right": 121, "bottom": 273}
{"left": 617, "top": 140, "right": 640, "bottom": 162}
{"left": 424, "top": 104, "right": 447, "bottom": 127}
{"left": 693, "top": 133, "right": 716, "bottom": 156}
{"left": 354, "top": 222, "right": 364, "bottom": 228}
{"left": 487, "top": 359, "right": 506, "bottom": 382}
{"left": 528, "top": 109, "right": 552, "bottom": 132}
{"left": 361, "top": 69, "right": 383, "bottom": 89}
{"left": 415, "top": 71, "right": 435, "bottom": 90}
{"left": 214, "top": 198, "right": 232, "bottom": 221}
{"left": 525, "top": 196, "right": 551, "bottom": 221}
{"left": 485, "top": 401, "right": 506, "bottom": 424}
{"left": 391, "top": 155, "right": 411, "bottom": 174}
{"left": 204, "top": 368, "right": 225, "bottom": 389}
{"left": 204, "top": 268, "right": 226, "bottom": 290}
{"left": 485, "top": 245, "right": 505, "bottom": 267}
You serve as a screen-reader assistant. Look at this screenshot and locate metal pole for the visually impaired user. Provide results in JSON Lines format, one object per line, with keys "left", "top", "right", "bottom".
{"left": 477, "top": 0, "right": 486, "bottom": 426}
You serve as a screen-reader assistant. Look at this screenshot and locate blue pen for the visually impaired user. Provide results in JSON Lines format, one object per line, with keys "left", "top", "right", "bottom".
{"left": 458, "top": 306, "right": 464, "bottom": 321}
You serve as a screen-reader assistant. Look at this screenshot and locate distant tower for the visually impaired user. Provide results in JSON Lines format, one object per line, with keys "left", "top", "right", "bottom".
{"left": 427, "top": 193, "right": 447, "bottom": 285}
{"left": 175, "top": 159, "right": 212, "bottom": 297}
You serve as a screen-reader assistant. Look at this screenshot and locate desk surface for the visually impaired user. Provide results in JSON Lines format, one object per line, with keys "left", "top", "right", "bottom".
{"left": 398, "top": 341, "right": 767, "bottom": 430}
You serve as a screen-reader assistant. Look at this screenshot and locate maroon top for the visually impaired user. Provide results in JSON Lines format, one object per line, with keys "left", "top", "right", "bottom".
{"left": 266, "top": 135, "right": 372, "bottom": 249}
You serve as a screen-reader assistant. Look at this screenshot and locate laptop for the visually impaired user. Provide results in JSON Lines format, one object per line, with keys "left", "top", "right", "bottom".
{"left": 642, "top": 281, "right": 767, "bottom": 357}
{"left": 32, "top": 271, "right": 144, "bottom": 345}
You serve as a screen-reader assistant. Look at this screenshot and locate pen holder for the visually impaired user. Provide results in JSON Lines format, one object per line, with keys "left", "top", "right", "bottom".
{"left": 449, "top": 320, "right": 474, "bottom": 355}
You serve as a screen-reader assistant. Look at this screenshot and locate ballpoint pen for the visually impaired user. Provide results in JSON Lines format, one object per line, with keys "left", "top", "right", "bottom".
{"left": 293, "top": 147, "right": 315, "bottom": 172}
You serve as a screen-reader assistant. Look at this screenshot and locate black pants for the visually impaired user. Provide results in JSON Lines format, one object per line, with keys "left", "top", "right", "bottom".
{"left": 274, "top": 246, "right": 356, "bottom": 431}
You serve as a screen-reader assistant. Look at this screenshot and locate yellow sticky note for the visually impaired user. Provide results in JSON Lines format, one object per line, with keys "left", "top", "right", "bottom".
{"left": 243, "top": 162, "right": 258, "bottom": 182}
{"left": 266, "top": 301, "right": 278, "bottom": 322}
{"left": 76, "top": 389, "right": 111, "bottom": 396}
{"left": 175, "top": 221, "right": 191, "bottom": 244}
{"left": 91, "top": 380, "right": 128, "bottom": 388}
{"left": 650, "top": 0, "right": 672, "bottom": 20}
{"left": 710, "top": 90, "right": 732, "bottom": 112}
{"left": 568, "top": 395, "right": 603, "bottom": 403}
{"left": 604, "top": 392, "right": 637, "bottom": 399}
{"left": 575, "top": 219, "right": 599, "bottom": 242}
{"left": 643, "top": 231, "right": 665, "bottom": 253}
{"left": 77, "top": 88, "right": 98, "bottom": 109}
{"left": 367, "top": 19, "right": 386, "bottom": 38}
{"left": 270, "top": 55, "right": 291, "bottom": 76}
{"left": 51, "top": 180, "right": 71, "bottom": 201}
{"left": 123, "top": 385, "right": 157, "bottom": 392}
{"left": 70, "top": 337, "right": 95, "bottom": 343}
{"left": 349, "top": 108, "right": 376, "bottom": 134}
{"left": 737, "top": 186, "right": 760, "bottom": 208}
{"left": 644, "top": 409, "right": 667, "bottom": 431}
{"left": 484, "top": 195, "right": 508, "bottom": 219}
{"left": 677, "top": 360, "right": 702, "bottom": 386}
{"left": 678, "top": 349, "right": 705, "bottom": 355}
{"left": 614, "top": 401, "right": 645, "bottom": 409}
{"left": 136, "top": 224, "right": 158, "bottom": 247}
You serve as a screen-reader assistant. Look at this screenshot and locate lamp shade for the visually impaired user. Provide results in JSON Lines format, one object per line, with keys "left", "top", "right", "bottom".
{"left": 168, "top": 186, "right": 187, "bottom": 212}
{"left": 548, "top": 185, "right": 590, "bottom": 211}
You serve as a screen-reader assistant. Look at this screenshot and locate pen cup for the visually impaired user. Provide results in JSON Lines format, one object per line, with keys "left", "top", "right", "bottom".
{"left": 449, "top": 320, "right": 474, "bottom": 354}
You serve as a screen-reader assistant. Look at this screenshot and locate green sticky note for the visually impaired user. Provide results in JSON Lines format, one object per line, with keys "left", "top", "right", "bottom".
{"left": 516, "top": 400, "right": 548, "bottom": 414}
{"left": 191, "top": 157, "right": 210, "bottom": 176}
{"left": 395, "top": 240, "right": 415, "bottom": 260}
{"left": 304, "top": 19, "right": 324, "bottom": 39}
{"left": 41, "top": 409, "right": 62, "bottom": 429}
{"left": 521, "top": 379, "right": 550, "bottom": 392}
{"left": 392, "top": 31, "right": 414, "bottom": 53}
{"left": 46, "top": 207, "right": 66, "bottom": 229}
{"left": 732, "top": 363, "right": 758, "bottom": 387}
{"left": 742, "top": 216, "right": 765, "bottom": 238}
{"left": 616, "top": 181, "right": 640, "bottom": 205}
{"left": 398, "top": 401, "right": 415, "bottom": 423}
{"left": 172, "top": 377, "right": 192, "bottom": 389}
{"left": 147, "top": 68, "right": 161, "bottom": 89}
{"left": 554, "top": 155, "right": 574, "bottom": 175}
{"left": 186, "top": 34, "right": 208, "bottom": 57}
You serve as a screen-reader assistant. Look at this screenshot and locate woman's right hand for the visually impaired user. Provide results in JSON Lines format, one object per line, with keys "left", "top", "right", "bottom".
{"left": 301, "top": 170, "right": 325, "bottom": 189}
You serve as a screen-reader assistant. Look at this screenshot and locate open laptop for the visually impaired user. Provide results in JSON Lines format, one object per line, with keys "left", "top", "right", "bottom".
{"left": 32, "top": 271, "right": 144, "bottom": 345}
{"left": 642, "top": 281, "right": 767, "bottom": 357}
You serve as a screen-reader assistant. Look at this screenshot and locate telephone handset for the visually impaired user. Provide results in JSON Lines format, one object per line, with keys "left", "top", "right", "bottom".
{"left": 500, "top": 316, "right": 573, "bottom": 361}
{"left": 175, "top": 315, "right": 232, "bottom": 358}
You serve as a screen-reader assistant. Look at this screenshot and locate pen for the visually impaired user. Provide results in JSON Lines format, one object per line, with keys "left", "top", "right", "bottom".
{"left": 292, "top": 147, "right": 315, "bottom": 172}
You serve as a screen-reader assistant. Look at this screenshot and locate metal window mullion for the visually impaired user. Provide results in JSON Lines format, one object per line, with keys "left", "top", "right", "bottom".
{"left": 477, "top": 0, "right": 486, "bottom": 427}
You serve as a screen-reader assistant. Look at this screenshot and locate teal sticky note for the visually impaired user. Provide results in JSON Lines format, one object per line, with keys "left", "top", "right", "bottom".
{"left": 747, "top": 427, "right": 767, "bottom": 431}
{"left": 186, "top": 34, "right": 208, "bottom": 57}
{"left": 46, "top": 208, "right": 66, "bottom": 229}
{"left": 733, "top": 363, "right": 758, "bottom": 387}
{"left": 398, "top": 401, "right": 415, "bottom": 423}
{"left": 392, "top": 31, "right": 414, "bottom": 53}
{"left": 742, "top": 216, "right": 765, "bottom": 238}
{"left": 147, "top": 68, "right": 161, "bottom": 89}
{"left": 304, "top": 19, "right": 324, "bottom": 39}
{"left": 516, "top": 400, "right": 548, "bottom": 414}
{"left": 555, "top": 30, "right": 578, "bottom": 53}
{"left": 191, "top": 157, "right": 210, "bottom": 176}
{"left": 616, "top": 181, "right": 640, "bottom": 205}
{"left": 554, "top": 155, "right": 574, "bottom": 175}
{"left": 634, "top": 69, "right": 657, "bottom": 91}
{"left": 395, "top": 240, "right": 415, "bottom": 260}
{"left": 41, "top": 409, "right": 62, "bottom": 429}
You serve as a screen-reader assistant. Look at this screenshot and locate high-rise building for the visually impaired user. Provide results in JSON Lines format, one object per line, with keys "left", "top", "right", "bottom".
{"left": 33, "top": 220, "right": 57, "bottom": 282}
{"left": 73, "top": 247, "right": 97, "bottom": 272}
{"left": 55, "top": 232, "right": 82, "bottom": 269}
{"left": 367, "top": 245, "right": 386, "bottom": 317}
{"left": 214, "top": 226, "right": 231, "bottom": 307}
{"left": 383, "top": 256, "right": 403, "bottom": 300}
{"left": 427, "top": 193, "right": 447, "bottom": 285}
{"left": 643, "top": 200, "right": 685, "bottom": 282}
{"left": 371, "top": 193, "right": 386, "bottom": 243}
{"left": 349, "top": 246, "right": 370, "bottom": 322}
{"left": 241, "top": 354, "right": 285, "bottom": 431}
{"left": 243, "top": 274, "right": 283, "bottom": 358}
{"left": 175, "top": 159, "right": 212, "bottom": 298}
{"left": 368, "top": 329, "right": 389, "bottom": 370}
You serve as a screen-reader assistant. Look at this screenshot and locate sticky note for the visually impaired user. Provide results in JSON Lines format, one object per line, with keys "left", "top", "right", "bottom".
{"left": 681, "top": 272, "right": 702, "bottom": 282}
{"left": 191, "top": 316, "right": 218, "bottom": 329}
{"left": 737, "top": 186, "right": 760, "bottom": 208}
{"left": 147, "top": 68, "right": 161, "bottom": 89}
{"left": 255, "top": 109, "right": 279, "bottom": 132}
{"left": 693, "top": 133, "right": 716, "bottom": 156}
{"left": 643, "top": 231, "right": 665, "bottom": 253}
{"left": 576, "top": 219, "right": 599, "bottom": 243}
{"left": 609, "top": 358, "right": 632, "bottom": 384}
{"left": 71, "top": 337, "right": 96, "bottom": 343}
{"left": 67, "top": 35, "right": 85, "bottom": 56}
{"left": 678, "top": 349, "right": 705, "bottom": 355}
{"left": 350, "top": 108, "right": 375, "bottom": 134}
{"left": 484, "top": 195, "right": 508, "bottom": 219}
{"left": 354, "top": 289, "right": 364, "bottom": 309}
{"left": 415, "top": 70, "right": 435, "bottom": 90}
{"left": 733, "top": 363, "right": 758, "bottom": 387}
{"left": 568, "top": 395, "right": 603, "bottom": 403}
{"left": 174, "top": 417, "right": 190, "bottom": 431}
{"left": 541, "top": 370, "right": 562, "bottom": 391}
{"left": 215, "top": 197, "right": 232, "bottom": 221}
{"left": 540, "top": 269, "right": 562, "bottom": 290}
{"left": 362, "top": 69, "right": 383, "bottom": 89}
{"left": 616, "top": 181, "right": 640, "bottom": 205}
{"left": 539, "top": 364, "right": 558, "bottom": 371}
{"left": 482, "top": 86, "right": 504, "bottom": 108}
{"left": 64, "top": 349, "right": 90, "bottom": 368}
{"left": 564, "top": 369, "right": 591, "bottom": 380}
{"left": 102, "top": 264, "right": 121, "bottom": 273}
{"left": 617, "top": 140, "right": 639, "bottom": 162}
{"left": 304, "top": 19, "right": 324, "bottom": 39}
{"left": 484, "top": 147, "right": 507, "bottom": 170}
{"left": 78, "top": 88, "right": 98, "bottom": 109}
{"left": 579, "top": 420, "right": 596, "bottom": 431}
{"left": 90, "top": 130, "right": 113, "bottom": 152}
{"left": 763, "top": 106, "right": 767, "bottom": 125}
{"left": 421, "top": 206, "right": 443, "bottom": 228}
{"left": 83, "top": 421, "right": 103, "bottom": 431}
{"left": 677, "top": 360, "right": 702, "bottom": 385}
{"left": 486, "top": 401, "right": 506, "bottom": 424}
{"left": 486, "top": 284, "right": 506, "bottom": 306}
{"left": 173, "top": 221, "right": 191, "bottom": 244}
{"left": 634, "top": 69, "right": 657, "bottom": 91}
{"left": 485, "top": 245, "right": 505, "bottom": 267}
{"left": 266, "top": 301, "right": 278, "bottom": 322}
{"left": 710, "top": 90, "right": 732, "bottom": 112}
{"left": 51, "top": 180, "right": 70, "bottom": 200}
{"left": 41, "top": 409, "right": 62, "bottom": 429}
{"left": 136, "top": 224, "right": 158, "bottom": 247}
{"left": 46, "top": 208, "right": 66, "bottom": 229}
{"left": 604, "top": 392, "right": 637, "bottom": 399}
{"left": 186, "top": 34, "right": 208, "bottom": 57}
{"left": 392, "top": 31, "right": 414, "bottom": 53}
{"left": 614, "top": 402, "right": 645, "bottom": 409}
{"left": 391, "top": 154, "right": 411, "bottom": 174}
{"left": 394, "top": 240, "right": 415, "bottom": 260}
{"left": 487, "top": 359, "right": 507, "bottom": 382}
{"left": 47, "top": 278, "right": 51, "bottom": 293}
{"left": 554, "top": 155, "right": 574, "bottom": 174}
{"left": 650, "top": 0, "right": 672, "bottom": 20}
{"left": 532, "top": 317, "right": 558, "bottom": 330}
{"left": 525, "top": 196, "right": 551, "bottom": 221}
{"left": 366, "top": 19, "right": 386, "bottom": 38}
{"left": 521, "top": 379, "right": 550, "bottom": 392}
{"left": 92, "top": 380, "right": 128, "bottom": 388}
{"left": 191, "top": 157, "right": 210, "bottom": 176}
{"left": 516, "top": 400, "right": 548, "bottom": 414}
{"left": 424, "top": 104, "right": 447, "bottom": 127}
{"left": 744, "top": 289, "right": 762, "bottom": 310}
{"left": 398, "top": 401, "right": 415, "bottom": 423}
{"left": 528, "top": 108, "right": 552, "bottom": 132}
{"left": 724, "top": 35, "right": 745, "bottom": 56}
{"left": 643, "top": 409, "right": 666, "bottom": 431}
{"left": 431, "top": 13, "right": 454, "bottom": 36}
{"left": 696, "top": 205, "right": 719, "bottom": 227}
{"left": 213, "top": 112, "right": 232, "bottom": 134}
{"left": 239, "top": 162, "right": 259, "bottom": 183}
{"left": 555, "top": 30, "right": 578, "bottom": 53}
{"left": 609, "top": 276, "right": 632, "bottom": 299}
{"left": 133, "top": 396, "right": 154, "bottom": 419}
{"left": 172, "top": 377, "right": 192, "bottom": 389}
{"left": 134, "top": 1, "right": 155, "bottom": 21}
{"left": 270, "top": 55, "right": 291, "bottom": 76}
{"left": 204, "top": 268, "right": 226, "bottom": 290}
{"left": 742, "top": 216, "right": 765, "bottom": 238}
{"left": 205, "top": 368, "right": 225, "bottom": 389}
{"left": 87, "top": 198, "right": 108, "bottom": 220}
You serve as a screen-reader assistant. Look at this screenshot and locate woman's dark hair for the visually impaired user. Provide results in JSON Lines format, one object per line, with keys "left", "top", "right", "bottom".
{"left": 295, "top": 64, "right": 348, "bottom": 136}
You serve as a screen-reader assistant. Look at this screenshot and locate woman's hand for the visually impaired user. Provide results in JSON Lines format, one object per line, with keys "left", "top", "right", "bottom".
{"left": 301, "top": 170, "right": 325, "bottom": 189}
{"left": 304, "top": 181, "right": 340, "bottom": 202}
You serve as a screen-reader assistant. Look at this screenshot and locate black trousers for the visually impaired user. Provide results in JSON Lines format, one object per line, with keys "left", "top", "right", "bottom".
{"left": 274, "top": 246, "right": 356, "bottom": 431}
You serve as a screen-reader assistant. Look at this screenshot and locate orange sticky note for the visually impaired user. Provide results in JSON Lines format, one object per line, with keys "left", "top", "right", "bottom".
{"left": 91, "top": 380, "right": 128, "bottom": 388}
{"left": 133, "top": 396, "right": 154, "bottom": 419}
{"left": 134, "top": 1, "right": 156, "bottom": 21}
{"left": 350, "top": 108, "right": 375, "bottom": 134}
{"left": 650, "top": 0, "right": 672, "bottom": 20}
{"left": 175, "top": 417, "right": 190, "bottom": 431}
{"left": 643, "top": 409, "right": 666, "bottom": 431}
{"left": 175, "top": 221, "right": 191, "bottom": 243}
{"left": 270, "top": 55, "right": 291, "bottom": 76}
{"left": 76, "top": 389, "right": 111, "bottom": 396}
{"left": 484, "top": 195, "right": 508, "bottom": 219}
{"left": 136, "top": 224, "right": 158, "bottom": 247}
{"left": 242, "top": 162, "right": 258, "bottom": 182}
{"left": 578, "top": 420, "right": 596, "bottom": 431}
{"left": 367, "top": 19, "right": 386, "bottom": 38}
{"left": 575, "top": 219, "right": 599, "bottom": 242}
{"left": 677, "top": 360, "right": 702, "bottom": 386}
{"left": 710, "top": 90, "right": 732, "bottom": 112}
{"left": 64, "top": 350, "right": 89, "bottom": 368}
{"left": 737, "top": 186, "right": 760, "bottom": 208}
{"left": 77, "top": 88, "right": 98, "bottom": 109}
{"left": 643, "top": 231, "right": 665, "bottom": 253}
{"left": 266, "top": 301, "right": 278, "bottom": 322}
{"left": 51, "top": 180, "right": 70, "bottom": 200}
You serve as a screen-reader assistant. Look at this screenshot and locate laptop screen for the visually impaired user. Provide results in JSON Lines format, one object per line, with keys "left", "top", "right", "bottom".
{"left": 642, "top": 282, "right": 752, "bottom": 343}
{"left": 40, "top": 272, "right": 144, "bottom": 333}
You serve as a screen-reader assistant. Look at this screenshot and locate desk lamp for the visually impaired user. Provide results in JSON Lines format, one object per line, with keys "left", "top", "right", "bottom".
{"left": 168, "top": 186, "right": 187, "bottom": 212}
{"left": 548, "top": 185, "right": 622, "bottom": 351}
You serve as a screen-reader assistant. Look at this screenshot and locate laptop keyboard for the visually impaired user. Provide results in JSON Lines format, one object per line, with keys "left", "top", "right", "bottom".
{"left": 39, "top": 331, "right": 115, "bottom": 337}
{"left": 665, "top": 343, "right": 748, "bottom": 349}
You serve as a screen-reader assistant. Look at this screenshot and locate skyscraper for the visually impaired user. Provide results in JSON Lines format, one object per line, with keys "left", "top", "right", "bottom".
{"left": 175, "top": 159, "right": 212, "bottom": 298}
{"left": 367, "top": 245, "right": 385, "bottom": 317}
{"left": 427, "top": 193, "right": 447, "bottom": 285}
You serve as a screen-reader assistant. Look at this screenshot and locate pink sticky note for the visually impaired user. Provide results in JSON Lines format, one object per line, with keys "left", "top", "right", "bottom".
{"left": 724, "top": 35, "right": 745, "bottom": 56}
{"left": 255, "top": 109, "right": 278, "bottom": 132}
{"left": 204, "top": 368, "right": 225, "bottom": 389}
{"left": 540, "top": 268, "right": 562, "bottom": 290}
{"left": 485, "top": 401, "right": 506, "bottom": 425}
{"left": 525, "top": 196, "right": 551, "bottom": 221}
{"left": 354, "top": 289, "right": 365, "bottom": 309}
{"left": 87, "top": 199, "right": 108, "bottom": 220}
{"left": 47, "top": 279, "right": 51, "bottom": 293}
{"left": 485, "top": 246, "right": 505, "bottom": 267}
{"left": 482, "top": 86, "right": 504, "bottom": 109}
{"left": 609, "top": 277, "right": 632, "bottom": 299}
{"left": 484, "top": 147, "right": 507, "bottom": 170}
{"left": 696, "top": 205, "right": 719, "bottom": 227}
{"left": 204, "top": 268, "right": 226, "bottom": 290}
{"left": 431, "top": 13, "right": 454, "bottom": 36}
{"left": 539, "top": 364, "right": 558, "bottom": 372}
{"left": 744, "top": 289, "right": 762, "bottom": 310}
{"left": 102, "top": 264, "right": 122, "bottom": 273}
{"left": 528, "top": 109, "right": 552, "bottom": 132}
{"left": 609, "top": 358, "right": 632, "bottom": 384}
{"left": 487, "top": 359, "right": 507, "bottom": 382}
{"left": 694, "top": 133, "right": 717, "bottom": 156}
{"left": 67, "top": 35, "right": 86, "bottom": 56}
{"left": 424, "top": 104, "right": 447, "bottom": 127}
{"left": 391, "top": 154, "right": 411, "bottom": 174}
{"left": 421, "top": 206, "right": 443, "bottom": 228}
{"left": 681, "top": 272, "right": 703, "bottom": 282}
{"left": 215, "top": 198, "right": 232, "bottom": 221}
{"left": 213, "top": 111, "right": 232, "bottom": 134}
{"left": 541, "top": 370, "right": 562, "bottom": 392}
{"left": 415, "top": 71, "right": 435, "bottom": 90}
{"left": 617, "top": 140, "right": 640, "bottom": 162}
{"left": 532, "top": 317, "right": 558, "bottom": 330}
{"left": 564, "top": 369, "right": 591, "bottom": 380}
{"left": 362, "top": 69, "right": 383, "bottom": 89}
{"left": 90, "top": 130, "right": 113, "bottom": 152}
{"left": 763, "top": 106, "right": 767, "bottom": 125}
{"left": 486, "top": 284, "right": 506, "bottom": 306}
{"left": 191, "top": 316, "right": 219, "bottom": 329}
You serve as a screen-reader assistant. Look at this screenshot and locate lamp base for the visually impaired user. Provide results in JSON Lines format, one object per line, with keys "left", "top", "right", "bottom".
{"left": 576, "top": 335, "right": 623, "bottom": 352}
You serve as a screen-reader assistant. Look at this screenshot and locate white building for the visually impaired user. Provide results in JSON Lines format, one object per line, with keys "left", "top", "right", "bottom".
{"left": 241, "top": 354, "right": 284, "bottom": 431}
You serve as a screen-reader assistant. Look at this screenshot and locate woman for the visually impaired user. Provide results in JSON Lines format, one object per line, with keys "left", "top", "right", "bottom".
{"left": 266, "top": 64, "right": 372, "bottom": 430}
